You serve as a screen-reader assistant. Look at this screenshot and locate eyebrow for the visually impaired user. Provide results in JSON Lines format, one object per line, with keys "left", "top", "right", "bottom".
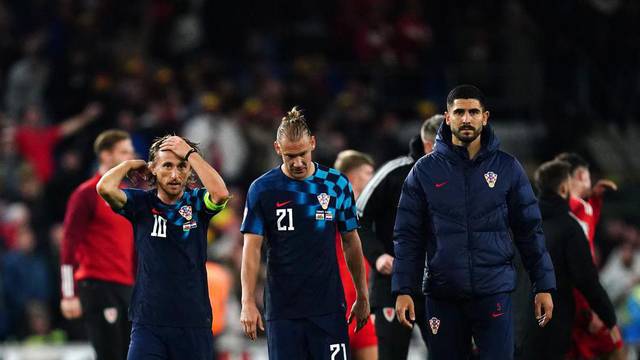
{"left": 283, "top": 150, "right": 307, "bottom": 157}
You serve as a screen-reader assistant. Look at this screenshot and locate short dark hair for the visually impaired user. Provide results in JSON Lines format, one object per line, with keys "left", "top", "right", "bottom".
{"left": 334, "top": 150, "right": 374, "bottom": 174}
{"left": 534, "top": 160, "right": 572, "bottom": 195}
{"left": 93, "top": 129, "right": 130, "bottom": 156}
{"left": 446, "top": 85, "right": 486, "bottom": 110}
{"left": 421, "top": 114, "right": 444, "bottom": 143}
{"left": 554, "top": 152, "right": 589, "bottom": 174}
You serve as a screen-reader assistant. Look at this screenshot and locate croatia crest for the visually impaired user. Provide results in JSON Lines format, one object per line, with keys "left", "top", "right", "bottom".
{"left": 484, "top": 171, "right": 498, "bottom": 188}
{"left": 317, "top": 193, "right": 330, "bottom": 210}
{"left": 179, "top": 205, "right": 193, "bottom": 220}
{"left": 429, "top": 317, "right": 441, "bottom": 335}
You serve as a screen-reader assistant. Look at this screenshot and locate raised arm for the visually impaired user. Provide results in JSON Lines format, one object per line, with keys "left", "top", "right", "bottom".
{"left": 97, "top": 159, "right": 147, "bottom": 209}
{"left": 342, "top": 230, "right": 370, "bottom": 332}
{"left": 59, "top": 102, "right": 102, "bottom": 138}
{"left": 240, "top": 233, "right": 265, "bottom": 341}
{"left": 159, "top": 136, "right": 230, "bottom": 204}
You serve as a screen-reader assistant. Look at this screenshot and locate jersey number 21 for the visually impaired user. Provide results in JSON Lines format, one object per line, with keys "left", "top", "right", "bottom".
{"left": 276, "top": 208, "right": 294, "bottom": 231}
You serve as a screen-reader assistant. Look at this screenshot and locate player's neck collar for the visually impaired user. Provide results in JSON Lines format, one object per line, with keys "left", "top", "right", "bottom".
{"left": 279, "top": 162, "right": 317, "bottom": 181}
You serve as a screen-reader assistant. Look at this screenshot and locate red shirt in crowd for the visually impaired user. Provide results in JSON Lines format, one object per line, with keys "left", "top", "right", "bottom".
{"left": 14, "top": 125, "right": 62, "bottom": 183}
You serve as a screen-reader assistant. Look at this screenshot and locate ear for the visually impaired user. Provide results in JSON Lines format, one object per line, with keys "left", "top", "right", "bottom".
{"left": 273, "top": 141, "right": 281, "bottom": 156}
{"left": 148, "top": 162, "right": 156, "bottom": 175}
{"left": 444, "top": 111, "right": 451, "bottom": 125}
{"left": 310, "top": 136, "right": 316, "bottom": 150}
{"left": 483, "top": 110, "right": 490, "bottom": 126}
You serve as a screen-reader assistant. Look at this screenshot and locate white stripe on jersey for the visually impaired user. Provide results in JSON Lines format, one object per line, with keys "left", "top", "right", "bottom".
{"left": 61, "top": 264, "right": 75, "bottom": 298}
{"left": 356, "top": 156, "right": 414, "bottom": 216}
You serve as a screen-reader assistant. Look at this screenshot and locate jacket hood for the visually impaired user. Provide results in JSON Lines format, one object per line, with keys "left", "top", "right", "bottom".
{"left": 408, "top": 135, "right": 424, "bottom": 161}
{"left": 538, "top": 192, "right": 571, "bottom": 220}
{"left": 434, "top": 121, "right": 500, "bottom": 162}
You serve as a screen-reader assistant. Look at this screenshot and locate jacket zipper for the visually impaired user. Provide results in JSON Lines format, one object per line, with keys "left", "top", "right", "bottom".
{"left": 464, "top": 163, "right": 475, "bottom": 296}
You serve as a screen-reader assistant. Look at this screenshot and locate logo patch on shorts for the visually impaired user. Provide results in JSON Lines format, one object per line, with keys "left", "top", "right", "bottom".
{"left": 429, "top": 317, "right": 441, "bottom": 334}
{"left": 383, "top": 307, "right": 395, "bottom": 322}
{"left": 104, "top": 307, "right": 118, "bottom": 324}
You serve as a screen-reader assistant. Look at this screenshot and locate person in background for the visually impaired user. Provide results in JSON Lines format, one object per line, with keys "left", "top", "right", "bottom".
{"left": 60, "top": 130, "right": 135, "bottom": 360}
{"left": 356, "top": 114, "right": 443, "bottom": 360}
{"left": 334, "top": 149, "right": 378, "bottom": 360}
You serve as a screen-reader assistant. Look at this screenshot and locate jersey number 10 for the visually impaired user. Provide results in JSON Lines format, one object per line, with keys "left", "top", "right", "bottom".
{"left": 151, "top": 214, "right": 167, "bottom": 238}
{"left": 276, "top": 208, "right": 294, "bottom": 231}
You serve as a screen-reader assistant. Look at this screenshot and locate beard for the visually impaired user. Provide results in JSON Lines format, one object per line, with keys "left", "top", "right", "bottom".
{"left": 452, "top": 124, "right": 482, "bottom": 144}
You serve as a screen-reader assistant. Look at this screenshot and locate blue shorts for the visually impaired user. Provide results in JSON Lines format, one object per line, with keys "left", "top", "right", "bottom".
{"left": 127, "top": 323, "right": 213, "bottom": 360}
{"left": 267, "top": 312, "right": 350, "bottom": 360}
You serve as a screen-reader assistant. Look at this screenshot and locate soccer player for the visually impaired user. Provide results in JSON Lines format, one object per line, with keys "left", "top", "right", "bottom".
{"left": 334, "top": 150, "right": 378, "bottom": 360}
{"left": 240, "top": 107, "right": 370, "bottom": 359}
{"left": 554, "top": 152, "right": 623, "bottom": 359}
{"left": 60, "top": 129, "right": 135, "bottom": 360}
{"left": 356, "top": 115, "right": 442, "bottom": 360}
{"left": 518, "top": 160, "right": 618, "bottom": 360}
{"left": 97, "top": 135, "right": 230, "bottom": 360}
{"left": 393, "top": 85, "right": 556, "bottom": 360}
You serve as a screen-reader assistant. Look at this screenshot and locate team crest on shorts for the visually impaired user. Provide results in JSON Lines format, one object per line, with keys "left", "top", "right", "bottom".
{"left": 484, "top": 171, "right": 498, "bottom": 188}
{"left": 383, "top": 307, "right": 395, "bottom": 322}
{"left": 104, "top": 307, "right": 118, "bottom": 324}
{"left": 317, "top": 193, "right": 330, "bottom": 210}
{"left": 179, "top": 205, "right": 193, "bottom": 220}
{"left": 429, "top": 317, "right": 441, "bottom": 334}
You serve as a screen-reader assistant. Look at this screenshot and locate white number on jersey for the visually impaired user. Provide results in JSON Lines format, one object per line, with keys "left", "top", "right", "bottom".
{"left": 329, "top": 343, "right": 347, "bottom": 360}
{"left": 276, "top": 208, "right": 294, "bottom": 231}
{"left": 151, "top": 214, "right": 167, "bottom": 238}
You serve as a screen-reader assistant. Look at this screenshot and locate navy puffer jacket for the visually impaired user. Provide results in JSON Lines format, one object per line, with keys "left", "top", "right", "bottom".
{"left": 392, "top": 123, "right": 556, "bottom": 299}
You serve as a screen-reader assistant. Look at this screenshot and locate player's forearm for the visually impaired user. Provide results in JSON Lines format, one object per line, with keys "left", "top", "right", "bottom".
{"left": 96, "top": 161, "right": 132, "bottom": 208}
{"left": 343, "top": 231, "right": 369, "bottom": 299}
{"left": 187, "top": 152, "right": 230, "bottom": 204}
{"left": 241, "top": 238, "right": 263, "bottom": 305}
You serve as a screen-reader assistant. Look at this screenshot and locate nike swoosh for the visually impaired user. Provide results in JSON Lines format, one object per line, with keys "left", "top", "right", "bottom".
{"left": 435, "top": 181, "right": 448, "bottom": 188}
{"left": 491, "top": 312, "right": 504, "bottom": 318}
{"left": 276, "top": 200, "right": 292, "bottom": 208}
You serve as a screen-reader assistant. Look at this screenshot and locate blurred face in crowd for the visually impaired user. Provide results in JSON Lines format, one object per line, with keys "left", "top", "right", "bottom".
{"left": 346, "top": 164, "right": 374, "bottom": 199}
{"left": 23, "top": 105, "right": 43, "bottom": 127}
{"left": 569, "top": 166, "right": 592, "bottom": 199}
{"left": 150, "top": 149, "right": 191, "bottom": 200}
{"left": 275, "top": 134, "right": 316, "bottom": 180}
{"left": 445, "top": 99, "right": 488, "bottom": 145}
{"left": 100, "top": 139, "right": 135, "bottom": 169}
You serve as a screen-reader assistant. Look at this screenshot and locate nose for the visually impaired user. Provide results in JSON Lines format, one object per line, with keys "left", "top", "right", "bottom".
{"left": 461, "top": 111, "right": 472, "bottom": 124}
{"left": 292, "top": 157, "right": 304, "bottom": 168}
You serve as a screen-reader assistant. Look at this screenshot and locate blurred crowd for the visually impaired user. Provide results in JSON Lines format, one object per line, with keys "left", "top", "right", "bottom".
{"left": 1, "top": 0, "right": 640, "bottom": 356}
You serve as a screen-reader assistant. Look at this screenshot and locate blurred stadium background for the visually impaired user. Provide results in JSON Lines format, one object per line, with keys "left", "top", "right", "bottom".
{"left": 0, "top": 0, "right": 639, "bottom": 359}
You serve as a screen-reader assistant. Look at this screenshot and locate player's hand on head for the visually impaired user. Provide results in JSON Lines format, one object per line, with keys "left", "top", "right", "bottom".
{"left": 348, "top": 297, "right": 371, "bottom": 333}
{"left": 159, "top": 136, "right": 192, "bottom": 159}
{"left": 593, "top": 179, "right": 618, "bottom": 197}
{"left": 534, "top": 292, "right": 553, "bottom": 327}
{"left": 60, "top": 297, "right": 82, "bottom": 319}
{"left": 240, "top": 302, "right": 264, "bottom": 341}
{"left": 395, "top": 294, "right": 415, "bottom": 329}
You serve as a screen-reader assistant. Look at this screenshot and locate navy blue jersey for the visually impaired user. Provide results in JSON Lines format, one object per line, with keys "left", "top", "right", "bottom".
{"left": 241, "top": 163, "right": 359, "bottom": 320}
{"left": 116, "top": 187, "right": 224, "bottom": 327}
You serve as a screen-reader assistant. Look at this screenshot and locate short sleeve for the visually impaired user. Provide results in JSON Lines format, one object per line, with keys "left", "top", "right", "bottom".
{"left": 115, "top": 188, "right": 148, "bottom": 221}
{"left": 337, "top": 177, "right": 359, "bottom": 233}
{"left": 240, "top": 181, "right": 265, "bottom": 236}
